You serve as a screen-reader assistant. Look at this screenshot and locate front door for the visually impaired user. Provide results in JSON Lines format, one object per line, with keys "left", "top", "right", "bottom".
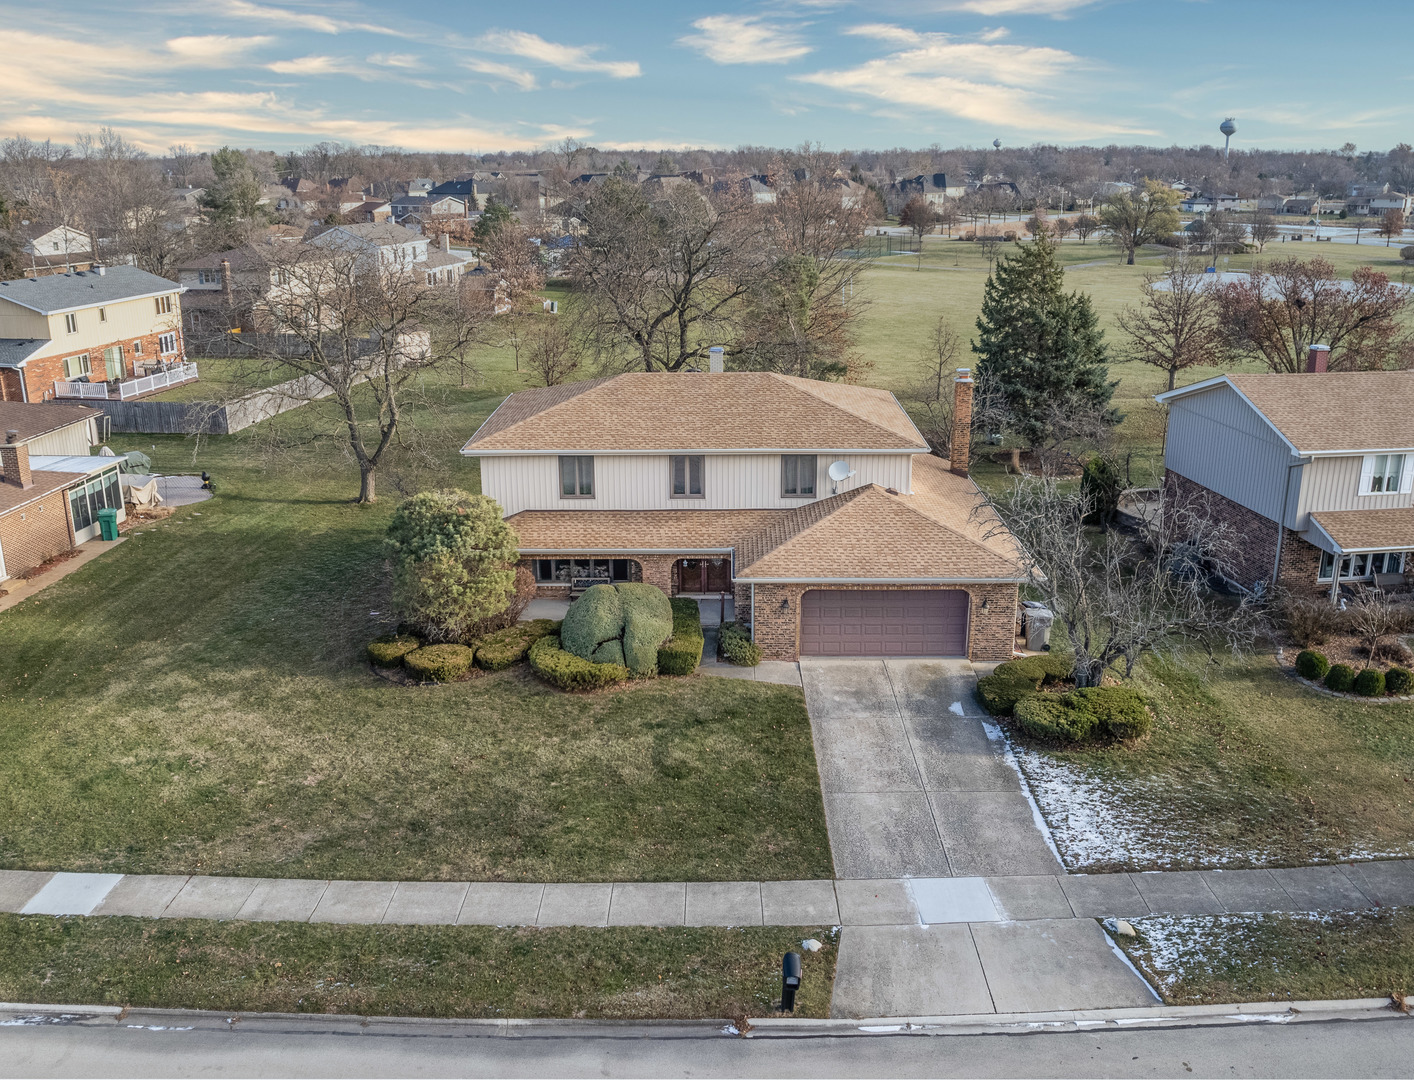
{"left": 677, "top": 558, "right": 732, "bottom": 593}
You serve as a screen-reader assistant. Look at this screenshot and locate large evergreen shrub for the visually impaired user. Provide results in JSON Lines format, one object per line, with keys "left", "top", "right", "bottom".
{"left": 658, "top": 598, "right": 705, "bottom": 675}
{"left": 616, "top": 583, "right": 673, "bottom": 674}
{"left": 560, "top": 584, "right": 625, "bottom": 659}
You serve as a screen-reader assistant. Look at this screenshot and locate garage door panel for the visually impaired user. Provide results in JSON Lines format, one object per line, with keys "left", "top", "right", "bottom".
{"left": 800, "top": 589, "right": 969, "bottom": 658}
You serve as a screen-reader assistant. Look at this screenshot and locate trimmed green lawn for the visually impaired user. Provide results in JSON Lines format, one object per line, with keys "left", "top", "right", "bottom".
{"left": 144, "top": 356, "right": 289, "bottom": 402}
{"left": 1009, "top": 655, "right": 1414, "bottom": 873}
{"left": 1113, "top": 908, "right": 1414, "bottom": 1005}
{"left": 0, "top": 914, "right": 838, "bottom": 1019}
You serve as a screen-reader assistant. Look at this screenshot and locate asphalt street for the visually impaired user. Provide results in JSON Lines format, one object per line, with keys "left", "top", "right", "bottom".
{"left": 3, "top": 1011, "right": 1413, "bottom": 1078}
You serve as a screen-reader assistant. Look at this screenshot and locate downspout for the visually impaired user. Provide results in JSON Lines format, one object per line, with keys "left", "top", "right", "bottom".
{"left": 750, "top": 583, "right": 756, "bottom": 643}
{"left": 1272, "top": 455, "right": 1312, "bottom": 586}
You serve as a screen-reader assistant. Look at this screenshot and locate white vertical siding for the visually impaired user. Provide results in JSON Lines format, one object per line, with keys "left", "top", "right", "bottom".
{"left": 27, "top": 421, "right": 96, "bottom": 457}
{"left": 1164, "top": 384, "right": 1297, "bottom": 522}
{"left": 479, "top": 453, "right": 916, "bottom": 515}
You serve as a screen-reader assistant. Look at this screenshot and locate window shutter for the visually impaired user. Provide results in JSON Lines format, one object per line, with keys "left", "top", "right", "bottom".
{"left": 1359, "top": 455, "right": 1375, "bottom": 495}
{"left": 1401, "top": 455, "right": 1414, "bottom": 495}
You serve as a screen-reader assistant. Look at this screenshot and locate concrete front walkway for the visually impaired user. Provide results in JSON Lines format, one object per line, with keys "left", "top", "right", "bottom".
{"left": 800, "top": 658, "right": 1062, "bottom": 879}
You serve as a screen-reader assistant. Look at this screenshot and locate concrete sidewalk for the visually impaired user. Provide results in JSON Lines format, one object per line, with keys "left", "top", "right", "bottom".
{"left": 5, "top": 861, "right": 1409, "bottom": 926}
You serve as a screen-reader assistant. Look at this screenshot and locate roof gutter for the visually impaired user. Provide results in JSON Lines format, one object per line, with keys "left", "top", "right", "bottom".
{"left": 0, "top": 286, "right": 187, "bottom": 317}
{"left": 732, "top": 575, "right": 1029, "bottom": 585}
{"left": 464, "top": 447, "right": 930, "bottom": 457}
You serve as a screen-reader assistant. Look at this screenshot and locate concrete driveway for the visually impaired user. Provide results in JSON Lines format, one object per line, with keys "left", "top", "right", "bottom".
{"left": 801, "top": 659, "right": 1062, "bottom": 879}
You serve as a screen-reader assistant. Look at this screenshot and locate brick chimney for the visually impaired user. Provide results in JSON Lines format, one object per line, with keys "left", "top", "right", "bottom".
{"left": 220, "top": 257, "right": 233, "bottom": 297}
{"left": 440, "top": 232, "right": 451, "bottom": 252}
{"left": 951, "top": 368, "right": 974, "bottom": 477}
{"left": 1305, "top": 344, "right": 1330, "bottom": 373}
{"left": 0, "top": 430, "right": 33, "bottom": 489}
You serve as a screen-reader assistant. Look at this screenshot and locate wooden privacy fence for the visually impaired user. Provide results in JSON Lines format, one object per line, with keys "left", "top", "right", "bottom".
{"left": 80, "top": 371, "right": 339, "bottom": 435}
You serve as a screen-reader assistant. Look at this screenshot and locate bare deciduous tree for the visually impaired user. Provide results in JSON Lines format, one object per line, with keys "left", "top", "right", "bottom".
{"left": 1073, "top": 213, "right": 1099, "bottom": 244}
{"left": 1345, "top": 587, "right": 1414, "bottom": 664}
{"left": 1249, "top": 210, "right": 1279, "bottom": 253}
{"left": 979, "top": 477, "right": 1265, "bottom": 686}
{"left": 1117, "top": 251, "right": 1226, "bottom": 391}
{"left": 215, "top": 242, "right": 484, "bottom": 503}
{"left": 1213, "top": 256, "right": 1414, "bottom": 372}
{"left": 521, "top": 314, "right": 583, "bottom": 386}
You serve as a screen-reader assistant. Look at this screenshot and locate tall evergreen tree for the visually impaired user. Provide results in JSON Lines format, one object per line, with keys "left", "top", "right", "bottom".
{"left": 972, "top": 234, "right": 1118, "bottom": 452}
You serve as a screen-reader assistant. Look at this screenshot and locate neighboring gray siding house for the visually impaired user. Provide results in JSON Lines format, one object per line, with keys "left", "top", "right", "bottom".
{"left": 1157, "top": 371, "right": 1414, "bottom": 595}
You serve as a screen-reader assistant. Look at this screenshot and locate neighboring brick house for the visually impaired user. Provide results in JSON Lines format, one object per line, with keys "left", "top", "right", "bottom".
{"left": 0, "top": 267, "right": 186, "bottom": 402}
{"left": 460, "top": 367, "right": 1026, "bottom": 662}
{"left": 1156, "top": 365, "right": 1414, "bottom": 597}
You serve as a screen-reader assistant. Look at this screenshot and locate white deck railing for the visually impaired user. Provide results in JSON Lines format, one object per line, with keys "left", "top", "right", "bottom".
{"left": 117, "top": 363, "right": 199, "bottom": 400}
{"left": 54, "top": 363, "right": 199, "bottom": 402}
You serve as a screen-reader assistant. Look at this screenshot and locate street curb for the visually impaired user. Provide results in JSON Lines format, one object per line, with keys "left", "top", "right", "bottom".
{"left": 1, "top": 998, "right": 1407, "bottom": 1037}
{"left": 746, "top": 997, "right": 1410, "bottom": 1036}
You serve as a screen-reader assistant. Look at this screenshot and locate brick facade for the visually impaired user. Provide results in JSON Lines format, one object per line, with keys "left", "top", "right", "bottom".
{"left": 1164, "top": 470, "right": 1325, "bottom": 595}
{"left": 0, "top": 489, "right": 76, "bottom": 578}
{"left": 18, "top": 326, "right": 187, "bottom": 402}
{"left": 736, "top": 580, "right": 1018, "bottom": 663}
{"left": 0, "top": 369, "right": 22, "bottom": 402}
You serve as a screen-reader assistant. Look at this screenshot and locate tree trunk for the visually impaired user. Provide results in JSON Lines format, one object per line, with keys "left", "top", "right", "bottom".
{"left": 358, "top": 462, "right": 376, "bottom": 504}
{"left": 1009, "top": 446, "right": 1022, "bottom": 473}
{"left": 1167, "top": 366, "right": 1177, "bottom": 392}
{"left": 1073, "top": 658, "right": 1104, "bottom": 688}
{"left": 1126, "top": 249, "right": 1136, "bottom": 265}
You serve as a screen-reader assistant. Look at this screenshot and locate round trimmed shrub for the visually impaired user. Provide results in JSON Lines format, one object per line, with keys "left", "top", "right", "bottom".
{"left": 616, "top": 583, "right": 673, "bottom": 674}
{"left": 367, "top": 633, "right": 420, "bottom": 668}
{"left": 404, "top": 643, "right": 476, "bottom": 682}
{"left": 1385, "top": 666, "right": 1413, "bottom": 696}
{"left": 718, "top": 622, "right": 762, "bottom": 666}
{"left": 1324, "top": 663, "right": 1356, "bottom": 693}
{"left": 1401, "top": 245, "right": 1414, "bottom": 261}
{"left": 1353, "top": 668, "right": 1386, "bottom": 697}
{"left": 473, "top": 619, "right": 559, "bottom": 671}
{"left": 976, "top": 652, "right": 1076, "bottom": 715}
{"left": 1072, "top": 686, "right": 1152, "bottom": 741}
{"left": 560, "top": 584, "right": 624, "bottom": 659}
{"left": 1014, "top": 694, "right": 1099, "bottom": 744}
{"left": 1294, "top": 649, "right": 1330, "bottom": 681}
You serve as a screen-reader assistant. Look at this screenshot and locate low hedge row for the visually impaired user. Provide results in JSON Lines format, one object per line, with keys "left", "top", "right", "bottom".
{"left": 718, "top": 621, "right": 761, "bottom": 667}
{"left": 404, "top": 643, "right": 476, "bottom": 682}
{"left": 976, "top": 653, "right": 1074, "bottom": 715}
{"left": 474, "top": 619, "right": 560, "bottom": 670}
{"left": 658, "top": 598, "right": 705, "bottom": 676}
{"left": 1013, "top": 685, "right": 1152, "bottom": 745}
{"left": 367, "top": 633, "right": 420, "bottom": 668}
{"left": 1294, "top": 649, "right": 1412, "bottom": 697}
{"left": 528, "top": 635, "right": 630, "bottom": 691}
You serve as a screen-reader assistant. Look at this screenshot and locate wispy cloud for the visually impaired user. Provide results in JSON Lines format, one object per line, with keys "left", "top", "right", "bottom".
{"left": 801, "top": 24, "right": 1148, "bottom": 138}
{"left": 678, "top": 15, "right": 812, "bottom": 64}
{"left": 474, "top": 29, "right": 640, "bottom": 79}
{"left": 214, "top": 0, "right": 405, "bottom": 38}
{"left": 461, "top": 57, "right": 539, "bottom": 92}
{"left": 165, "top": 34, "right": 273, "bottom": 62}
{"left": 920, "top": 0, "right": 1102, "bottom": 14}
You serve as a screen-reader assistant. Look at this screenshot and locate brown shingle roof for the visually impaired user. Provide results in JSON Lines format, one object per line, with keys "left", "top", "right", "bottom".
{"left": 0, "top": 402, "right": 98, "bottom": 443}
{"left": 0, "top": 470, "right": 84, "bottom": 515}
{"left": 1309, "top": 508, "right": 1414, "bottom": 552}
{"left": 736, "top": 455, "right": 1025, "bottom": 581}
{"left": 461, "top": 373, "right": 927, "bottom": 453}
{"left": 1223, "top": 372, "right": 1414, "bottom": 452}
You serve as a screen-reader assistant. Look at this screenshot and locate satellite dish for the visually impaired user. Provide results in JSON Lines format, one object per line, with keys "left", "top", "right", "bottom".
{"left": 827, "top": 460, "right": 856, "bottom": 493}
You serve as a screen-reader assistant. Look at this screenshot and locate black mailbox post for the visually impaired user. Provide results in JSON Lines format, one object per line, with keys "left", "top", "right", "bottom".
{"left": 781, "top": 951, "right": 802, "bottom": 1012}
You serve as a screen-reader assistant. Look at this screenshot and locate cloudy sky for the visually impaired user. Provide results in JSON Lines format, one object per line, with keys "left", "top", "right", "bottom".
{"left": 3, "top": 0, "right": 1408, "bottom": 154}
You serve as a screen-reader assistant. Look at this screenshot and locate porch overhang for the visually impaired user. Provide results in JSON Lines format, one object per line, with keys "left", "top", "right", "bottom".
{"left": 1307, "top": 509, "right": 1414, "bottom": 554}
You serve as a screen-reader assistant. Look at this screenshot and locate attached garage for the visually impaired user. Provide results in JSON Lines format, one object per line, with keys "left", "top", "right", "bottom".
{"left": 799, "top": 589, "right": 970, "bottom": 658}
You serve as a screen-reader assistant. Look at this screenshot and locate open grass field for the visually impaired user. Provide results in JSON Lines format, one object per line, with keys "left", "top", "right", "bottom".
{"left": 144, "top": 356, "right": 290, "bottom": 403}
{"left": 1010, "top": 654, "right": 1414, "bottom": 873}
{"left": 0, "top": 914, "right": 838, "bottom": 1019}
{"left": 1114, "top": 908, "right": 1414, "bottom": 1005}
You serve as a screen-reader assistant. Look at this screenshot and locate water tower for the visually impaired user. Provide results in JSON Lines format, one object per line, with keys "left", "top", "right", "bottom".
{"left": 993, "top": 138, "right": 1002, "bottom": 150}
{"left": 1220, "top": 118, "right": 1237, "bottom": 157}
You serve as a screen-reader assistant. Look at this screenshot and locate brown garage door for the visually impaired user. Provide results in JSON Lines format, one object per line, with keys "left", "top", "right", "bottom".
{"left": 799, "top": 589, "right": 969, "bottom": 658}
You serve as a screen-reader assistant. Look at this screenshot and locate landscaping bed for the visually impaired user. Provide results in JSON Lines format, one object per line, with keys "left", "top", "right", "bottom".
{"left": 0, "top": 914, "right": 838, "bottom": 1020}
{"left": 1000, "top": 654, "right": 1414, "bottom": 872}
{"left": 1110, "top": 908, "right": 1414, "bottom": 1006}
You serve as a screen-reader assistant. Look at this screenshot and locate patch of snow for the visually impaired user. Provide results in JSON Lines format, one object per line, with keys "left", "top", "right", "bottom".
{"left": 949, "top": 701, "right": 965, "bottom": 716}
{"left": 719, "top": 1023, "right": 740, "bottom": 1036}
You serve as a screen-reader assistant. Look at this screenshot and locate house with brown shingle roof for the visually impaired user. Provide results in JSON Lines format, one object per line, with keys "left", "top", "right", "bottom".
{"left": 461, "top": 369, "right": 1026, "bottom": 661}
{"left": 1156, "top": 368, "right": 1414, "bottom": 596}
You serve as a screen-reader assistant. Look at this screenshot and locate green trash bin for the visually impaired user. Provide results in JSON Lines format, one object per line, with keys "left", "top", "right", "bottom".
{"left": 97, "top": 507, "right": 120, "bottom": 541}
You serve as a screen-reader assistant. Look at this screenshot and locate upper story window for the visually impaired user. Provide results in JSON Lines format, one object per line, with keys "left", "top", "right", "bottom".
{"left": 782, "top": 454, "right": 817, "bottom": 498}
{"left": 671, "top": 455, "right": 704, "bottom": 498}
{"left": 559, "top": 456, "right": 594, "bottom": 499}
{"left": 1360, "top": 453, "right": 1409, "bottom": 495}
{"left": 197, "top": 269, "right": 219, "bottom": 285}
{"left": 155, "top": 294, "right": 173, "bottom": 315}
{"left": 64, "top": 312, "right": 78, "bottom": 334}
{"left": 98, "top": 307, "right": 107, "bottom": 322}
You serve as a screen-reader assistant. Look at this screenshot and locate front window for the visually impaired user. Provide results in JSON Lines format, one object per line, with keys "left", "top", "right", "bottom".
{"left": 533, "top": 558, "right": 634, "bottom": 583}
{"left": 158, "top": 332, "right": 178, "bottom": 355}
{"left": 63, "top": 354, "right": 91, "bottom": 379}
{"left": 1318, "top": 550, "right": 1407, "bottom": 581}
{"left": 670, "top": 455, "right": 704, "bottom": 498}
{"left": 1365, "top": 454, "right": 1407, "bottom": 494}
{"left": 559, "top": 455, "right": 594, "bottom": 498}
{"left": 132, "top": 340, "right": 142, "bottom": 355}
{"left": 782, "top": 454, "right": 817, "bottom": 497}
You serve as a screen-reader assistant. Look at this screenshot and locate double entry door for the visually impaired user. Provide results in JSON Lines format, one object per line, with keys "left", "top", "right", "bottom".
{"left": 677, "top": 557, "right": 731, "bottom": 593}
